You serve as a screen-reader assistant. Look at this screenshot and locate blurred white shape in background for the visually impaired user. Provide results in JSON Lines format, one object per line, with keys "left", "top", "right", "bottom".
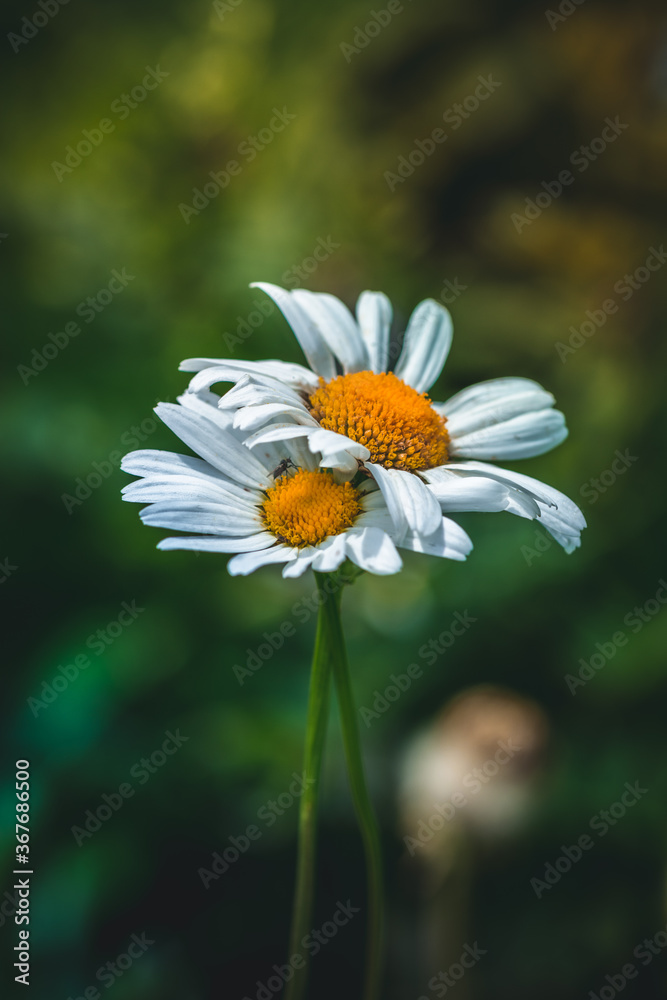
{"left": 394, "top": 685, "right": 550, "bottom": 993}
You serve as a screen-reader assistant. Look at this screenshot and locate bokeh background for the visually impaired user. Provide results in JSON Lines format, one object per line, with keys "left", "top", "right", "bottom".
{"left": 2, "top": 0, "right": 667, "bottom": 996}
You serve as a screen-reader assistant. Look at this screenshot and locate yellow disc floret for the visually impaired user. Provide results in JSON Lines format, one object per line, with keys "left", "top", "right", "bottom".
{"left": 308, "top": 370, "right": 449, "bottom": 472}
{"left": 262, "top": 468, "right": 362, "bottom": 548}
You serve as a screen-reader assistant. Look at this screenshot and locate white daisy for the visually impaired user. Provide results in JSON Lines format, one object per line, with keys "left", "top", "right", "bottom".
{"left": 180, "top": 283, "right": 586, "bottom": 552}
{"left": 120, "top": 390, "right": 476, "bottom": 577}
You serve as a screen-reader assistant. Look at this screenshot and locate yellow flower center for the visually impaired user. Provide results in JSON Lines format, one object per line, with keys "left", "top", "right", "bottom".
{"left": 308, "top": 371, "right": 449, "bottom": 472}
{"left": 262, "top": 469, "right": 362, "bottom": 548}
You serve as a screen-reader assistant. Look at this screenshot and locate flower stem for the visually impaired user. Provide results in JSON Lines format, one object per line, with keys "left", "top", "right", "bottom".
{"left": 323, "top": 577, "right": 384, "bottom": 1000}
{"left": 285, "top": 574, "right": 335, "bottom": 1000}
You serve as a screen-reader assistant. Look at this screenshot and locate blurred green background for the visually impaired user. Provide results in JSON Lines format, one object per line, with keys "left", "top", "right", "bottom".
{"left": 2, "top": 0, "right": 667, "bottom": 996}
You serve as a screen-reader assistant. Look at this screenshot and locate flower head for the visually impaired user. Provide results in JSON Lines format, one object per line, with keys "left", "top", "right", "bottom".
{"left": 181, "top": 283, "right": 585, "bottom": 552}
{"left": 120, "top": 391, "right": 474, "bottom": 577}
{"left": 309, "top": 370, "right": 449, "bottom": 472}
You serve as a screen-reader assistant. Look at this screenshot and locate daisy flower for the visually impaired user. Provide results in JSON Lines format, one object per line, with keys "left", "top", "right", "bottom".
{"left": 120, "top": 390, "right": 476, "bottom": 577}
{"left": 180, "top": 283, "right": 586, "bottom": 552}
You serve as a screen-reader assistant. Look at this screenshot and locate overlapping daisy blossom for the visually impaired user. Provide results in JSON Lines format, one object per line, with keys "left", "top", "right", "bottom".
{"left": 120, "top": 390, "right": 477, "bottom": 577}
{"left": 180, "top": 283, "right": 586, "bottom": 553}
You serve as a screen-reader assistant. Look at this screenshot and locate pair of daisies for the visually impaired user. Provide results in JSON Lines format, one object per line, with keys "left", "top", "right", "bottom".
{"left": 121, "top": 282, "right": 586, "bottom": 578}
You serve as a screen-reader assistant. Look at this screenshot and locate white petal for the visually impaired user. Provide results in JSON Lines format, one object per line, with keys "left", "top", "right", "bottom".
{"left": 140, "top": 501, "right": 261, "bottom": 536}
{"left": 180, "top": 356, "right": 318, "bottom": 388}
{"left": 439, "top": 377, "right": 548, "bottom": 416}
{"left": 120, "top": 449, "right": 258, "bottom": 501}
{"left": 217, "top": 375, "right": 306, "bottom": 411}
{"left": 181, "top": 387, "right": 224, "bottom": 410}
{"left": 250, "top": 283, "right": 337, "bottom": 379}
{"left": 448, "top": 409, "right": 568, "bottom": 460}
{"left": 537, "top": 507, "right": 584, "bottom": 543}
{"left": 244, "top": 425, "right": 368, "bottom": 476}
{"left": 423, "top": 465, "right": 543, "bottom": 518}
{"left": 233, "top": 403, "right": 317, "bottom": 432}
{"left": 359, "top": 488, "right": 389, "bottom": 511}
{"left": 291, "top": 289, "right": 369, "bottom": 373}
{"left": 460, "top": 463, "right": 586, "bottom": 530}
{"left": 440, "top": 378, "right": 556, "bottom": 437}
{"left": 307, "top": 428, "right": 370, "bottom": 462}
{"left": 356, "top": 496, "right": 473, "bottom": 563}
{"left": 179, "top": 357, "right": 225, "bottom": 372}
{"left": 282, "top": 436, "right": 321, "bottom": 473}
{"left": 177, "top": 391, "right": 236, "bottom": 433}
{"left": 122, "top": 449, "right": 228, "bottom": 482}
{"left": 310, "top": 533, "right": 349, "bottom": 572}
{"left": 345, "top": 527, "right": 403, "bottom": 575}
{"left": 449, "top": 460, "right": 586, "bottom": 549}
{"left": 318, "top": 450, "right": 359, "bottom": 477}
{"left": 436, "top": 462, "right": 556, "bottom": 508}
{"left": 431, "top": 466, "right": 543, "bottom": 520}
{"left": 244, "top": 424, "right": 317, "bottom": 450}
{"left": 238, "top": 436, "right": 287, "bottom": 474}
{"left": 425, "top": 475, "right": 533, "bottom": 514}
{"left": 366, "top": 464, "right": 442, "bottom": 542}
{"left": 282, "top": 548, "right": 320, "bottom": 578}
{"left": 242, "top": 429, "right": 321, "bottom": 474}
{"left": 394, "top": 299, "right": 453, "bottom": 392}
{"left": 397, "top": 517, "right": 473, "bottom": 561}
{"left": 356, "top": 291, "right": 392, "bottom": 373}
{"left": 122, "top": 475, "right": 260, "bottom": 511}
{"left": 541, "top": 525, "right": 581, "bottom": 553}
{"left": 186, "top": 364, "right": 309, "bottom": 398}
{"left": 158, "top": 532, "right": 276, "bottom": 553}
{"left": 355, "top": 506, "right": 394, "bottom": 531}
{"left": 155, "top": 402, "right": 271, "bottom": 487}
{"left": 228, "top": 545, "right": 298, "bottom": 576}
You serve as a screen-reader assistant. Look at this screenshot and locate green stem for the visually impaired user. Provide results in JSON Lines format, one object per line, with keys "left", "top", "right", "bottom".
{"left": 323, "top": 576, "right": 384, "bottom": 1000}
{"left": 285, "top": 574, "right": 334, "bottom": 1000}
